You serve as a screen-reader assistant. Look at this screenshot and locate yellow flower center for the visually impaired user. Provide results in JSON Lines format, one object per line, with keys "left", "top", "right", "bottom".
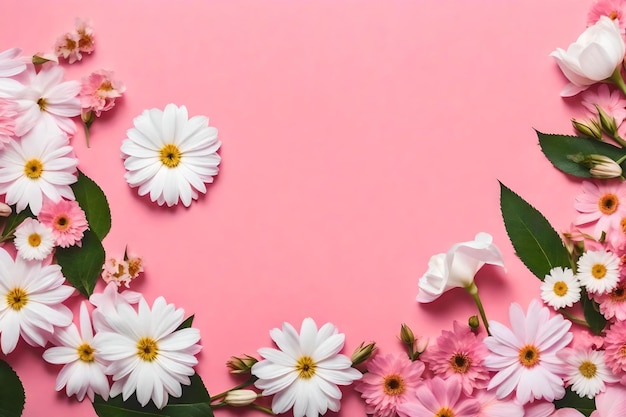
{"left": 136, "top": 337, "right": 159, "bottom": 361}
{"left": 54, "top": 215, "right": 70, "bottom": 232}
{"left": 37, "top": 97, "right": 47, "bottom": 111}
{"left": 599, "top": 193, "right": 619, "bottom": 215}
{"left": 579, "top": 360, "right": 597, "bottom": 379}
{"left": 77, "top": 343, "right": 96, "bottom": 362}
{"left": 518, "top": 344, "right": 540, "bottom": 368}
{"left": 553, "top": 281, "right": 568, "bottom": 296}
{"left": 382, "top": 374, "right": 405, "bottom": 396}
{"left": 449, "top": 352, "right": 471, "bottom": 374}
{"left": 159, "top": 143, "right": 182, "bottom": 168}
{"left": 610, "top": 10, "right": 620, "bottom": 20}
{"left": 592, "top": 264, "right": 607, "bottom": 279}
{"left": 6, "top": 288, "right": 28, "bottom": 311}
{"left": 435, "top": 407, "right": 455, "bottom": 417}
{"left": 24, "top": 158, "right": 44, "bottom": 179}
{"left": 28, "top": 233, "right": 42, "bottom": 247}
{"left": 295, "top": 356, "right": 316, "bottom": 379}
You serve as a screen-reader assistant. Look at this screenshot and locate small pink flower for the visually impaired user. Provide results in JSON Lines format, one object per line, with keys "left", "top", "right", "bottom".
{"left": 601, "top": 320, "right": 626, "bottom": 382}
{"left": 75, "top": 18, "right": 95, "bottom": 54}
{"left": 54, "top": 32, "right": 81, "bottom": 64}
{"left": 582, "top": 84, "right": 626, "bottom": 126}
{"left": 79, "top": 69, "right": 125, "bottom": 117}
{"left": 588, "top": 0, "right": 626, "bottom": 31}
{"left": 354, "top": 353, "right": 425, "bottom": 417}
{"left": 38, "top": 199, "right": 88, "bottom": 248}
{"left": 101, "top": 254, "right": 142, "bottom": 288}
{"left": 594, "top": 276, "right": 626, "bottom": 320}
{"left": 572, "top": 329, "right": 605, "bottom": 351}
{"left": 574, "top": 180, "right": 626, "bottom": 238}
{"left": 420, "top": 321, "right": 490, "bottom": 395}
{"left": 591, "top": 384, "right": 626, "bottom": 417}
{"left": 397, "top": 376, "right": 481, "bottom": 417}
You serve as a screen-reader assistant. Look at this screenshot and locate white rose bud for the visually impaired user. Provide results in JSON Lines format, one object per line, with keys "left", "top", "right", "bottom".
{"left": 224, "top": 389, "right": 258, "bottom": 407}
{"left": 588, "top": 154, "right": 623, "bottom": 179}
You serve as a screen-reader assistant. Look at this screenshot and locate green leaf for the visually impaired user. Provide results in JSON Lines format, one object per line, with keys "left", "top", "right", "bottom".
{"left": 93, "top": 374, "right": 213, "bottom": 417}
{"left": 581, "top": 289, "right": 608, "bottom": 335}
{"left": 177, "top": 315, "right": 195, "bottom": 330}
{"left": 72, "top": 170, "right": 112, "bottom": 240}
{"left": 0, "top": 206, "right": 34, "bottom": 241}
{"left": 554, "top": 387, "right": 595, "bottom": 416}
{"left": 500, "top": 182, "right": 571, "bottom": 280}
{"left": 537, "top": 131, "right": 626, "bottom": 178}
{"left": 55, "top": 229, "right": 105, "bottom": 297}
{"left": 0, "top": 359, "right": 25, "bottom": 417}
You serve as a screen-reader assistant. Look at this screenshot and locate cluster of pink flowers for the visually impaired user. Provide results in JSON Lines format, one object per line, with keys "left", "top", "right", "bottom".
{"left": 54, "top": 18, "right": 95, "bottom": 64}
{"left": 101, "top": 252, "right": 144, "bottom": 288}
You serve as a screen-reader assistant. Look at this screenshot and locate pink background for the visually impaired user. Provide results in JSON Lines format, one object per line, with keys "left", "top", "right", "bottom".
{"left": 0, "top": 0, "right": 594, "bottom": 416}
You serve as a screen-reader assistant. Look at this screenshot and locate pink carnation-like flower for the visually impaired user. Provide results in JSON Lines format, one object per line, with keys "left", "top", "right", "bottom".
{"left": 54, "top": 18, "right": 94, "bottom": 64}
{"left": 601, "top": 320, "right": 626, "bottom": 383}
{"left": 582, "top": 84, "right": 626, "bottom": 126}
{"left": 355, "top": 353, "right": 425, "bottom": 417}
{"left": 593, "top": 276, "right": 626, "bottom": 320}
{"left": 588, "top": 0, "right": 626, "bottom": 31}
{"left": 101, "top": 255, "right": 143, "bottom": 288}
{"left": 574, "top": 180, "right": 626, "bottom": 238}
{"left": 397, "top": 376, "right": 481, "bottom": 417}
{"left": 420, "top": 321, "right": 490, "bottom": 395}
{"left": 79, "top": 69, "right": 125, "bottom": 117}
{"left": 38, "top": 199, "right": 88, "bottom": 248}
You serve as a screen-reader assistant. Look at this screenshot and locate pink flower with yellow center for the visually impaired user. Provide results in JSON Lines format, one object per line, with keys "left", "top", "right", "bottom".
{"left": 38, "top": 199, "right": 88, "bottom": 248}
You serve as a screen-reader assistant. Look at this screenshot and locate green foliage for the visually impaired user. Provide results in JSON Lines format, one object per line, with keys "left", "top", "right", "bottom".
{"left": 92, "top": 374, "right": 213, "bottom": 417}
{"left": 500, "top": 182, "right": 571, "bottom": 280}
{"left": 554, "top": 387, "right": 595, "bottom": 416}
{"left": 581, "top": 289, "right": 608, "bottom": 335}
{"left": 537, "top": 131, "right": 626, "bottom": 178}
{"left": 55, "top": 229, "right": 105, "bottom": 297}
{"left": 0, "top": 206, "right": 34, "bottom": 241}
{"left": 177, "top": 315, "right": 195, "bottom": 330}
{"left": 0, "top": 359, "right": 25, "bottom": 417}
{"left": 72, "top": 170, "right": 112, "bottom": 240}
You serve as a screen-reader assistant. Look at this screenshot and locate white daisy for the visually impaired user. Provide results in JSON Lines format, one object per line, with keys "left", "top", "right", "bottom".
{"left": 560, "top": 348, "right": 618, "bottom": 399}
{"left": 540, "top": 267, "right": 581, "bottom": 309}
{"left": 251, "top": 317, "right": 362, "bottom": 417}
{"left": 0, "top": 63, "right": 81, "bottom": 136}
{"left": 14, "top": 218, "right": 55, "bottom": 260}
{"left": 42, "top": 302, "right": 110, "bottom": 401}
{"left": 0, "top": 248, "right": 73, "bottom": 354}
{"left": 577, "top": 250, "right": 621, "bottom": 294}
{"left": 121, "top": 103, "right": 221, "bottom": 207}
{"left": 0, "top": 128, "right": 77, "bottom": 215}
{"left": 93, "top": 296, "right": 202, "bottom": 409}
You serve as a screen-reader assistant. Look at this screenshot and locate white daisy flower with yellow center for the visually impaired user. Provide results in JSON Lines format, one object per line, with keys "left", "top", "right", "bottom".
{"left": 14, "top": 218, "right": 55, "bottom": 261}
{"left": 0, "top": 248, "right": 73, "bottom": 354}
{"left": 42, "top": 302, "right": 110, "bottom": 401}
{"left": 93, "top": 296, "right": 202, "bottom": 409}
{"left": 252, "top": 317, "right": 362, "bottom": 417}
{"left": 561, "top": 348, "right": 618, "bottom": 399}
{"left": 540, "top": 267, "right": 581, "bottom": 310}
{"left": 577, "top": 250, "right": 621, "bottom": 294}
{"left": 0, "top": 128, "right": 77, "bottom": 215}
{"left": 121, "top": 103, "right": 221, "bottom": 207}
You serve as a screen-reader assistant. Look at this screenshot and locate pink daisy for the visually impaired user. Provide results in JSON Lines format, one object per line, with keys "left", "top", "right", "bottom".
{"left": 582, "top": 84, "right": 626, "bottom": 126}
{"left": 601, "top": 320, "right": 626, "bottom": 383}
{"left": 38, "top": 199, "right": 88, "bottom": 248}
{"left": 474, "top": 389, "right": 523, "bottom": 417}
{"left": 420, "top": 321, "right": 490, "bottom": 395}
{"left": 483, "top": 299, "right": 572, "bottom": 404}
{"left": 591, "top": 384, "right": 626, "bottom": 417}
{"left": 574, "top": 180, "right": 626, "bottom": 238}
{"left": 588, "top": 0, "right": 626, "bottom": 31}
{"left": 354, "top": 353, "right": 425, "bottom": 417}
{"left": 594, "top": 276, "right": 626, "bottom": 320}
{"left": 397, "top": 376, "right": 481, "bottom": 417}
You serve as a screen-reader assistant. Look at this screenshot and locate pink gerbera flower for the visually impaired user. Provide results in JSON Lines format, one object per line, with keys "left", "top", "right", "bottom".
{"left": 483, "top": 299, "right": 572, "bottom": 404}
{"left": 574, "top": 180, "right": 626, "bottom": 238}
{"left": 38, "top": 199, "right": 88, "bottom": 248}
{"left": 594, "top": 276, "right": 626, "bottom": 320}
{"left": 601, "top": 320, "right": 626, "bottom": 383}
{"left": 420, "top": 321, "right": 490, "bottom": 395}
{"left": 355, "top": 353, "right": 425, "bottom": 417}
{"left": 475, "top": 389, "right": 524, "bottom": 417}
{"left": 588, "top": 0, "right": 626, "bottom": 30}
{"left": 591, "top": 384, "right": 626, "bottom": 417}
{"left": 397, "top": 376, "right": 481, "bottom": 417}
{"left": 582, "top": 84, "right": 626, "bottom": 126}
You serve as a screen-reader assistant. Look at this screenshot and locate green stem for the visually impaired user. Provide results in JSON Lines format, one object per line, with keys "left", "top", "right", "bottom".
{"left": 249, "top": 404, "right": 276, "bottom": 415}
{"left": 617, "top": 154, "right": 626, "bottom": 165}
{"left": 83, "top": 121, "right": 91, "bottom": 148}
{"left": 466, "top": 282, "right": 491, "bottom": 336}
{"left": 208, "top": 377, "right": 257, "bottom": 402}
{"left": 559, "top": 309, "right": 590, "bottom": 328}
{"left": 609, "top": 66, "right": 626, "bottom": 96}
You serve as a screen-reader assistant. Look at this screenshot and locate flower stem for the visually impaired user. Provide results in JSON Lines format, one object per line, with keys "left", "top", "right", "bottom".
{"left": 609, "top": 66, "right": 626, "bottom": 97}
{"left": 83, "top": 121, "right": 91, "bottom": 148}
{"left": 208, "top": 377, "right": 257, "bottom": 402}
{"left": 466, "top": 282, "right": 491, "bottom": 336}
{"left": 559, "top": 309, "right": 590, "bottom": 328}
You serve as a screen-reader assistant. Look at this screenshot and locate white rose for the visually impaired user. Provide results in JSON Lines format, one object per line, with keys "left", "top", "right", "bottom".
{"left": 551, "top": 16, "right": 625, "bottom": 97}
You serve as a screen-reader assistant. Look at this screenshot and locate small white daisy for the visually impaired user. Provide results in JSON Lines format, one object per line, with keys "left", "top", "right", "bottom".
{"left": 540, "top": 267, "right": 581, "bottom": 309}
{"left": 577, "top": 250, "right": 621, "bottom": 294}
{"left": 14, "top": 218, "right": 55, "bottom": 261}
{"left": 42, "top": 302, "right": 110, "bottom": 401}
{"left": 561, "top": 348, "right": 618, "bottom": 399}
{"left": 121, "top": 103, "right": 221, "bottom": 207}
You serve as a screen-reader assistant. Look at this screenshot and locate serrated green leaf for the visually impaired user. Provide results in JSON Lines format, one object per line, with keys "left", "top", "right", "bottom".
{"left": 177, "top": 315, "right": 195, "bottom": 330}
{"left": 0, "top": 206, "right": 34, "bottom": 241}
{"left": 537, "top": 131, "right": 626, "bottom": 178}
{"left": 93, "top": 374, "right": 213, "bottom": 417}
{"left": 581, "top": 289, "right": 607, "bottom": 335}
{"left": 55, "top": 229, "right": 105, "bottom": 297}
{"left": 0, "top": 359, "right": 25, "bottom": 417}
{"left": 72, "top": 170, "right": 112, "bottom": 240}
{"left": 554, "top": 387, "right": 595, "bottom": 416}
{"left": 500, "top": 182, "right": 571, "bottom": 280}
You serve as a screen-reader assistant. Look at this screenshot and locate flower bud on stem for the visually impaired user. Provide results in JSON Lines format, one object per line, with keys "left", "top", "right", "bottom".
{"left": 465, "top": 281, "right": 491, "bottom": 336}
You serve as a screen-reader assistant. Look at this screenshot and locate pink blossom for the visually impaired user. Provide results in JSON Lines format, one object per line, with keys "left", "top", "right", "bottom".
{"left": 54, "top": 18, "right": 94, "bottom": 64}
{"left": 594, "top": 276, "right": 626, "bottom": 320}
{"left": 572, "top": 329, "right": 605, "bottom": 350}
{"left": 37, "top": 199, "right": 88, "bottom": 248}
{"left": 420, "top": 321, "right": 490, "bottom": 395}
{"left": 474, "top": 390, "right": 523, "bottom": 417}
{"left": 0, "top": 47, "right": 26, "bottom": 77}
{"left": 574, "top": 180, "right": 626, "bottom": 238}
{"left": 397, "top": 376, "right": 481, "bottom": 417}
{"left": 79, "top": 69, "right": 125, "bottom": 116}
{"left": 524, "top": 402, "right": 585, "bottom": 417}
{"left": 590, "top": 384, "right": 626, "bottom": 416}
{"left": 75, "top": 18, "right": 95, "bottom": 54}
{"left": 582, "top": 84, "right": 626, "bottom": 126}
{"left": 588, "top": 0, "right": 626, "bottom": 33}
{"left": 601, "top": 320, "right": 626, "bottom": 382}
{"left": 0, "top": 98, "right": 16, "bottom": 150}
{"left": 101, "top": 255, "right": 143, "bottom": 288}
